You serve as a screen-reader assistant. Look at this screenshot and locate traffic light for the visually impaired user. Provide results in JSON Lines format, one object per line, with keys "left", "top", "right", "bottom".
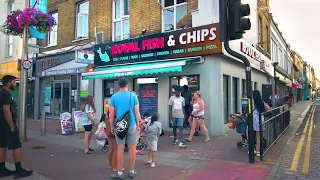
{"left": 227, "top": 0, "right": 251, "bottom": 40}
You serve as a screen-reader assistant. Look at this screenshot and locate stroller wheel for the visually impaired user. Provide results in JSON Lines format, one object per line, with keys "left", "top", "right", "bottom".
{"left": 136, "top": 143, "right": 146, "bottom": 150}
{"left": 102, "top": 146, "right": 108, "bottom": 153}
{"left": 236, "top": 141, "right": 243, "bottom": 148}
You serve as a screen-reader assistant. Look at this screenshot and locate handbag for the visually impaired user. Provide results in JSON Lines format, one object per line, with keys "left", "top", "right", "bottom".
{"left": 114, "top": 92, "right": 131, "bottom": 140}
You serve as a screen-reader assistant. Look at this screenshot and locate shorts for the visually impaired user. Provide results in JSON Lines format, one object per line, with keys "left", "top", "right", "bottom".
{"left": 115, "top": 125, "right": 137, "bottom": 145}
{"left": 0, "top": 124, "right": 22, "bottom": 150}
{"left": 184, "top": 105, "right": 193, "bottom": 116}
{"left": 172, "top": 118, "right": 184, "bottom": 127}
{"left": 83, "top": 124, "right": 93, "bottom": 132}
{"left": 191, "top": 114, "right": 205, "bottom": 120}
{"left": 148, "top": 140, "right": 157, "bottom": 151}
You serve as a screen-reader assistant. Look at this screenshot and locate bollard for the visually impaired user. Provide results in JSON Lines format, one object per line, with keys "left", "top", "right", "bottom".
{"left": 41, "top": 112, "right": 46, "bottom": 136}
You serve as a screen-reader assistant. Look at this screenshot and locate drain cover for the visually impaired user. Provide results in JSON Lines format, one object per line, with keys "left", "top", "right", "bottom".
{"left": 30, "top": 146, "right": 46, "bottom": 149}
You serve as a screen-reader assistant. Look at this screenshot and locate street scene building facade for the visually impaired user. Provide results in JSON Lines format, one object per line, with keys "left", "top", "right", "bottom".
{"left": 18, "top": 0, "right": 316, "bottom": 136}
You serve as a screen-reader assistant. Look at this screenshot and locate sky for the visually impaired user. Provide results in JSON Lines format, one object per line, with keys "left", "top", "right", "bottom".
{"left": 269, "top": 0, "right": 320, "bottom": 79}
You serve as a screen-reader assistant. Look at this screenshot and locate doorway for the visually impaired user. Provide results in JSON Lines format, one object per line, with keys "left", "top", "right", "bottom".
{"left": 53, "top": 81, "right": 71, "bottom": 119}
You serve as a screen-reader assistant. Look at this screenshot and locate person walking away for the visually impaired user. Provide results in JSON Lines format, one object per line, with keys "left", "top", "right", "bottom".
{"left": 146, "top": 113, "right": 162, "bottom": 168}
{"left": 105, "top": 101, "right": 118, "bottom": 171}
{"left": 252, "top": 90, "right": 271, "bottom": 156}
{"left": 274, "top": 93, "right": 293, "bottom": 108}
{"left": 185, "top": 91, "right": 210, "bottom": 142}
{"left": 82, "top": 95, "right": 98, "bottom": 154}
{"left": 169, "top": 86, "right": 186, "bottom": 148}
{"left": 0, "top": 75, "right": 33, "bottom": 178}
{"left": 182, "top": 85, "right": 199, "bottom": 136}
{"left": 109, "top": 78, "right": 141, "bottom": 179}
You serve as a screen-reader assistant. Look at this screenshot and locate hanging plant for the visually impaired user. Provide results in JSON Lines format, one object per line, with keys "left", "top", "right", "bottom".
{"left": 1, "top": 8, "right": 56, "bottom": 37}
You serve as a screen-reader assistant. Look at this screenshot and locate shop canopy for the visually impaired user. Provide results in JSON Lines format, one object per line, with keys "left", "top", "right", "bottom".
{"left": 82, "top": 58, "right": 200, "bottom": 80}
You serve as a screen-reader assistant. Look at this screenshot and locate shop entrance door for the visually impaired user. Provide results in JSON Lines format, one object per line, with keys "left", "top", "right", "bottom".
{"left": 53, "top": 81, "right": 71, "bottom": 119}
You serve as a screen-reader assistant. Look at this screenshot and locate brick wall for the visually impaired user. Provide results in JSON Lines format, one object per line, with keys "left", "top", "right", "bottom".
{"left": 40, "top": 0, "right": 198, "bottom": 53}
{"left": 257, "top": 0, "right": 271, "bottom": 58}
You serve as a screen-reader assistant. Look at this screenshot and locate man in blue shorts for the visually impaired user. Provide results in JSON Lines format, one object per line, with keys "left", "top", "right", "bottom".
{"left": 109, "top": 78, "right": 141, "bottom": 179}
{"left": 169, "top": 86, "right": 186, "bottom": 148}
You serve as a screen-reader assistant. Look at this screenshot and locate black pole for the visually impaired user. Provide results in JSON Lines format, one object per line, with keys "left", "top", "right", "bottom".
{"left": 220, "top": 0, "right": 255, "bottom": 163}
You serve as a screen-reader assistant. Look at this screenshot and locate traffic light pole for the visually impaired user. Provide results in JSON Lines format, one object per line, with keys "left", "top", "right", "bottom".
{"left": 220, "top": 0, "right": 255, "bottom": 163}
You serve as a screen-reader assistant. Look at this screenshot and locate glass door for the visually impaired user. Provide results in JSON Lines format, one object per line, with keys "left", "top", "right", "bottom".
{"left": 53, "top": 81, "right": 71, "bottom": 119}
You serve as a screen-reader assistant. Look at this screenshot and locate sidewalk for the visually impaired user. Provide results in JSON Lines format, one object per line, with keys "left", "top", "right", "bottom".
{"left": 5, "top": 101, "right": 312, "bottom": 180}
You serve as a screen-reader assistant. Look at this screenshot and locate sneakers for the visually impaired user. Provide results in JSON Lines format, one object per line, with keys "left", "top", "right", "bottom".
{"left": 0, "top": 169, "right": 15, "bottom": 178}
{"left": 129, "top": 171, "right": 137, "bottom": 179}
{"left": 147, "top": 159, "right": 152, "bottom": 164}
{"left": 172, "top": 139, "right": 178, "bottom": 145}
{"left": 179, "top": 142, "right": 186, "bottom": 148}
{"left": 150, "top": 163, "right": 155, "bottom": 168}
{"left": 111, "top": 173, "right": 124, "bottom": 180}
{"left": 13, "top": 169, "right": 33, "bottom": 179}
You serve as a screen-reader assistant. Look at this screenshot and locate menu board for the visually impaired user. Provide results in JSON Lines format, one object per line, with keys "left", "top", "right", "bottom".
{"left": 139, "top": 83, "right": 158, "bottom": 116}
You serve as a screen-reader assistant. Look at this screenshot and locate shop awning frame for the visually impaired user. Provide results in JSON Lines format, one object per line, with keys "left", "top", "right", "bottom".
{"left": 82, "top": 59, "right": 200, "bottom": 80}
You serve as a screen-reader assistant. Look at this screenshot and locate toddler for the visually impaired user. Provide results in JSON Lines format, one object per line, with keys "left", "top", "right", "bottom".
{"left": 146, "top": 113, "right": 162, "bottom": 168}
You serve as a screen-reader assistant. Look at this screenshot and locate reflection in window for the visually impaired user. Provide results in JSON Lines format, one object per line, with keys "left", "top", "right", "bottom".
{"left": 163, "top": 0, "right": 188, "bottom": 31}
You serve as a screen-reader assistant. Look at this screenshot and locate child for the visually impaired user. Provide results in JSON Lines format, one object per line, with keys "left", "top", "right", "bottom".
{"left": 146, "top": 113, "right": 162, "bottom": 168}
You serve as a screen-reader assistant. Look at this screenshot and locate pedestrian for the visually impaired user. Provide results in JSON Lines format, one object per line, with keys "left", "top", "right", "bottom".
{"left": 82, "top": 95, "right": 98, "bottom": 154}
{"left": 105, "top": 100, "right": 118, "bottom": 171}
{"left": 251, "top": 90, "right": 271, "bottom": 156}
{"left": 185, "top": 91, "right": 210, "bottom": 143}
{"left": 146, "top": 112, "right": 162, "bottom": 168}
{"left": 242, "top": 92, "right": 247, "bottom": 99}
{"left": 109, "top": 78, "right": 141, "bottom": 179}
{"left": 182, "top": 85, "right": 199, "bottom": 136}
{"left": 0, "top": 75, "right": 33, "bottom": 178}
{"left": 169, "top": 85, "right": 186, "bottom": 148}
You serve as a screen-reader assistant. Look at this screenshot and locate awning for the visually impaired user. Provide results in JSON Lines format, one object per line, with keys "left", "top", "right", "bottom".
{"left": 40, "top": 60, "right": 88, "bottom": 77}
{"left": 82, "top": 59, "right": 195, "bottom": 80}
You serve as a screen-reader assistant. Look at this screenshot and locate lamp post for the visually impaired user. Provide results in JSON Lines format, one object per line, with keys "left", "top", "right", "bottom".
{"left": 18, "top": 0, "right": 30, "bottom": 141}
{"left": 271, "top": 62, "right": 279, "bottom": 108}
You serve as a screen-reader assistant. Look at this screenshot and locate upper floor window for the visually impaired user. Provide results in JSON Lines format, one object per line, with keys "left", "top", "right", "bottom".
{"left": 113, "top": 0, "right": 130, "bottom": 41}
{"left": 258, "top": 16, "right": 262, "bottom": 44}
{"left": 76, "top": 1, "right": 89, "bottom": 39}
{"left": 271, "top": 39, "right": 277, "bottom": 62}
{"left": 48, "top": 12, "right": 58, "bottom": 46}
{"left": 7, "top": 35, "right": 13, "bottom": 57}
{"left": 162, "top": 0, "right": 187, "bottom": 32}
{"left": 9, "top": 3, "right": 14, "bottom": 13}
{"left": 266, "top": 26, "right": 270, "bottom": 53}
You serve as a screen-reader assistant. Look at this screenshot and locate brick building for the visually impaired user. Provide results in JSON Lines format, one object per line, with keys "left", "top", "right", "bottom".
{"left": 33, "top": 0, "right": 275, "bottom": 136}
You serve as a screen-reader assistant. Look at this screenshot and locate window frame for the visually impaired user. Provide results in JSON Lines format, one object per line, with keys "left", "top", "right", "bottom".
{"left": 7, "top": 3, "right": 14, "bottom": 57}
{"left": 258, "top": 16, "right": 263, "bottom": 43}
{"left": 48, "top": 12, "right": 58, "bottom": 46}
{"left": 75, "top": 1, "right": 89, "bottom": 40}
{"left": 162, "top": 0, "right": 188, "bottom": 32}
{"left": 112, "top": 0, "right": 130, "bottom": 41}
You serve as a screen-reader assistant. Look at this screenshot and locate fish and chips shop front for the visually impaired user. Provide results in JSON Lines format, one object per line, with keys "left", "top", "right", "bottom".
{"left": 82, "top": 23, "right": 237, "bottom": 136}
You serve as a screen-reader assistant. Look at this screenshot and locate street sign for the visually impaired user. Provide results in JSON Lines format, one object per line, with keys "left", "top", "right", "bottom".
{"left": 22, "top": 60, "right": 32, "bottom": 70}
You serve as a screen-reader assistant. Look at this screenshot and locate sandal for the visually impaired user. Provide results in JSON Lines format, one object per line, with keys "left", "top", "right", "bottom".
{"left": 204, "top": 138, "right": 211, "bottom": 143}
{"left": 89, "top": 148, "right": 94, "bottom": 152}
{"left": 85, "top": 150, "right": 93, "bottom": 154}
{"left": 185, "top": 138, "right": 192, "bottom": 142}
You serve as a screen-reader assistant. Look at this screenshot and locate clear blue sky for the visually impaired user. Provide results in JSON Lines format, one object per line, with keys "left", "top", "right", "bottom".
{"left": 269, "top": 0, "right": 320, "bottom": 79}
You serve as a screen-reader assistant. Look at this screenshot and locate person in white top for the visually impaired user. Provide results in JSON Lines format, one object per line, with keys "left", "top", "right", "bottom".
{"left": 185, "top": 91, "right": 210, "bottom": 143}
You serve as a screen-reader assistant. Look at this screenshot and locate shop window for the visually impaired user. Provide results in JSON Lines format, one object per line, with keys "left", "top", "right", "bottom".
{"left": 48, "top": 12, "right": 58, "bottom": 46}
{"left": 162, "top": 0, "right": 187, "bottom": 32}
{"left": 169, "top": 75, "right": 199, "bottom": 97}
{"left": 223, "top": 75, "right": 229, "bottom": 124}
{"left": 76, "top": 1, "right": 89, "bottom": 39}
{"left": 233, "top": 77, "right": 239, "bottom": 113}
{"left": 113, "top": 0, "right": 130, "bottom": 41}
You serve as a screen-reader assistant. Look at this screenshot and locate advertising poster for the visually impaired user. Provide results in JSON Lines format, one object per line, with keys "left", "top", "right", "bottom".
{"left": 44, "top": 86, "right": 51, "bottom": 113}
{"left": 80, "top": 79, "right": 89, "bottom": 98}
{"left": 73, "top": 111, "right": 85, "bottom": 133}
{"left": 138, "top": 83, "right": 158, "bottom": 116}
{"left": 60, "top": 112, "right": 74, "bottom": 135}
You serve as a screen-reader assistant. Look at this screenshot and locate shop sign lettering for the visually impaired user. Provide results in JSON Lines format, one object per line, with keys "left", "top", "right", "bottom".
{"left": 40, "top": 58, "right": 59, "bottom": 69}
{"left": 95, "top": 23, "right": 222, "bottom": 66}
{"left": 240, "top": 42, "right": 261, "bottom": 62}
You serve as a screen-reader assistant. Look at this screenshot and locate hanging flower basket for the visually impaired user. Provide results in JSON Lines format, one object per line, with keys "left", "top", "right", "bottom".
{"left": 1, "top": 8, "right": 56, "bottom": 37}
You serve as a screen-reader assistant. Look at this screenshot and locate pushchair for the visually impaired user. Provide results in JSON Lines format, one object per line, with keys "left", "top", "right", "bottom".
{"left": 228, "top": 114, "right": 248, "bottom": 148}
